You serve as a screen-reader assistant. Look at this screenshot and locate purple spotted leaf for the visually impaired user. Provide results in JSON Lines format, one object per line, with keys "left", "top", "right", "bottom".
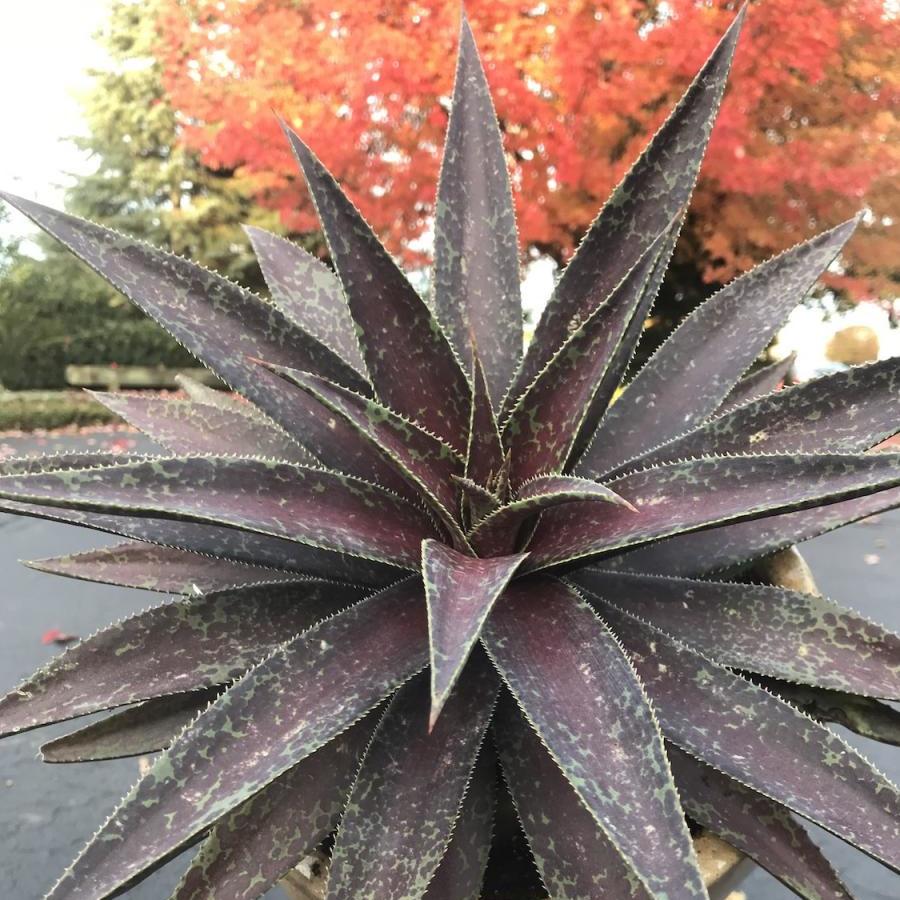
{"left": 526, "top": 453, "right": 900, "bottom": 572}
{"left": 506, "top": 7, "right": 745, "bottom": 410}
{"left": 282, "top": 126, "right": 472, "bottom": 455}
{"left": 466, "top": 353, "right": 505, "bottom": 489}
{"left": 504, "top": 225, "right": 672, "bottom": 486}
{"left": 493, "top": 693, "right": 651, "bottom": 900}
{"left": 27, "top": 541, "right": 306, "bottom": 594}
{"left": 481, "top": 576, "right": 706, "bottom": 899}
{"left": 470, "top": 475, "right": 633, "bottom": 557}
{"left": 0, "top": 457, "right": 437, "bottom": 569}
{"left": 611, "top": 484, "right": 900, "bottom": 577}
{"left": 89, "top": 391, "right": 314, "bottom": 463}
{"left": 172, "top": 712, "right": 378, "bottom": 900}
{"left": 0, "top": 194, "right": 391, "bottom": 476}
{"left": 421, "top": 539, "right": 526, "bottom": 726}
{"left": 1, "top": 497, "right": 396, "bottom": 586}
{"left": 757, "top": 679, "right": 900, "bottom": 748}
{"left": 432, "top": 16, "right": 522, "bottom": 409}
{"left": 263, "top": 364, "right": 467, "bottom": 545}
{"left": 628, "top": 355, "right": 900, "bottom": 472}
{"left": 0, "top": 581, "right": 359, "bottom": 736}
{"left": 244, "top": 224, "right": 367, "bottom": 377}
{"left": 579, "top": 218, "right": 859, "bottom": 477}
{"left": 592, "top": 598, "right": 900, "bottom": 870}
{"left": 328, "top": 656, "right": 497, "bottom": 899}
{"left": 716, "top": 352, "right": 797, "bottom": 416}
{"left": 41, "top": 688, "right": 224, "bottom": 763}
{"left": 571, "top": 570, "right": 900, "bottom": 699}
{"left": 46, "top": 579, "right": 429, "bottom": 899}
{"left": 668, "top": 745, "right": 852, "bottom": 900}
{"left": 422, "top": 742, "right": 496, "bottom": 900}
{"left": 175, "top": 373, "right": 264, "bottom": 418}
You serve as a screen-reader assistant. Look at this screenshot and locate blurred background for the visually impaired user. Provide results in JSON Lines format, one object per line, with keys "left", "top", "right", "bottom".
{"left": 0, "top": 0, "right": 897, "bottom": 412}
{"left": 0, "top": 1, "right": 898, "bottom": 898}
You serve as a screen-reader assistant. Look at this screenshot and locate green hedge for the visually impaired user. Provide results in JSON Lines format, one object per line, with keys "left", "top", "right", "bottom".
{"left": 0, "top": 392, "right": 120, "bottom": 432}
{"left": 0, "top": 248, "right": 193, "bottom": 390}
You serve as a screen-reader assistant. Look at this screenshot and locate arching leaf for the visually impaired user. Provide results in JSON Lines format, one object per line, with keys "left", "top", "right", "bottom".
{"left": 507, "top": 6, "right": 745, "bottom": 408}
{"left": 27, "top": 541, "right": 306, "bottom": 594}
{"left": 579, "top": 218, "right": 858, "bottom": 476}
{"left": 526, "top": 453, "right": 900, "bottom": 571}
{"left": 45, "top": 579, "right": 429, "bottom": 899}
{"left": 432, "top": 15, "right": 522, "bottom": 408}
{"left": 0, "top": 457, "right": 438, "bottom": 569}
{"left": 572, "top": 570, "right": 900, "bottom": 698}
{"left": 0, "top": 581, "right": 358, "bottom": 736}
{"left": 594, "top": 599, "right": 900, "bottom": 870}
{"left": 327, "top": 657, "right": 496, "bottom": 899}
{"left": 481, "top": 576, "right": 705, "bottom": 899}
{"left": 41, "top": 688, "right": 223, "bottom": 763}
{"left": 283, "top": 127, "right": 472, "bottom": 455}
{"left": 90, "top": 392, "right": 314, "bottom": 463}
{"left": 245, "top": 224, "right": 367, "bottom": 377}
{"left": 494, "top": 694, "right": 650, "bottom": 900}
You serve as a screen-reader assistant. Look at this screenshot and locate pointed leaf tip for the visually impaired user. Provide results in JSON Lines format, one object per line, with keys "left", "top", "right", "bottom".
{"left": 282, "top": 123, "right": 473, "bottom": 454}
{"left": 422, "top": 539, "right": 526, "bottom": 727}
{"left": 433, "top": 7, "right": 522, "bottom": 409}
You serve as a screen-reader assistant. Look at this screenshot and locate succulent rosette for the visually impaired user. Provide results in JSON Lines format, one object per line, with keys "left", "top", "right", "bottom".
{"left": 1, "top": 6, "right": 899, "bottom": 900}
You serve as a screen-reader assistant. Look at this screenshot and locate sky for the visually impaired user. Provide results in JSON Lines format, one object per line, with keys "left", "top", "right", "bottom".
{"left": 1, "top": 0, "right": 109, "bottom": 237}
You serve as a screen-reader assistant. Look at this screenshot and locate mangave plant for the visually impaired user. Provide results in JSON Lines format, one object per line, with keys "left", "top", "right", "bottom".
{"left": 1, "top": 7, "right": 899, "bottom": 900}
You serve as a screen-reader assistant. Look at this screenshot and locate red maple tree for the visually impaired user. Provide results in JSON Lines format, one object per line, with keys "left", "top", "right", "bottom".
{"left": 155, "top": 0, "right": 898, "bottom": 303}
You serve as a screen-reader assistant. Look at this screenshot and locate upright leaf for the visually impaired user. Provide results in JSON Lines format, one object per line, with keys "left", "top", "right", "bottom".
{"left": 27, "top": 541, "right": 305, "bottom": 594}
{"left": 526, "top": 453, "right": 900, "bottom": 571}
{"left": 470, "top": 475, "right": 633, "bottom": 557}
{"left": 327, "top": 658, "right": 497, "bottom": 899}
{"left": 282, "top": 127, "right": 472, "bottom": 454}
{"left": 432, "top": 15, "right": 522, "bottom": 408}
{"left": 572, "top": 570, "right": 900, "bottom": 698}
{"left": 580, "top": 219, "right": 858, "bottom": 476}
{"left": 173, "top": 713, "right": 378, "bottom": 900}
{"left": 422, "top": 743, "right": 496, "bottom": 900}
{"left": 668, "top": 745, "right": 852, "bottom": 900}
{"left": 466, "top": 354, "right": 505, "bottom": 489}
{"left": 0, "top": 581, "right": 358, "bottom": 736}
{"left": 716, "top": 352, "right": 796, "bottom": 416}
{"left": 507, "top": 7, "right": 745, "bottom": 406}
{"left": 41, "top": 688, "right": 223, "bottom": 763}
{"left": 609, "top": 484, "right": 900, "bottom": 577}
{"left": 245, "top": 224, "right": 367, "bottom": 376}
{"left": 1, "top": 496, "right": 396, "bottom": 586}
{"left": 481, "top": 577, "right": 705, "bottom": 899}
{"left": 90, "top": 392, "right": 315, "bottom": 463}
{"left": 46, "top": 579, "right": 429, "bottom": 899}
{"left": 631, "top": 355, "right": 900, "bottom": 471}
{"left": 494, "top": 694, "right": 650, "bottom": 900}
{"left": 593, "top": 599, "right": 900, "bottom": 870}
{"left": 504, "top": 227, "right": 671, "bottom": 485}
{"left": 0, "top": 457, "right": 437, "bottom": 569}
{"left": 421, "top": 539, "right": 526, "bottom": 726}
{"left": 757, "top": 680, "right": 900, "bottom": 748}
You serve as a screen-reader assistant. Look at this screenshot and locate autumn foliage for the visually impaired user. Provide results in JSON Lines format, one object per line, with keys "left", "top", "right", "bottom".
{"left": 155, "top": 0, "right": 898, "bottom": 300}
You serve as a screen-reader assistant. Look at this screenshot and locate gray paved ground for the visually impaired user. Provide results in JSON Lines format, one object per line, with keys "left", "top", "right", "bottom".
{"left": 0, "top": 431, "right": 897, "bottom": 898}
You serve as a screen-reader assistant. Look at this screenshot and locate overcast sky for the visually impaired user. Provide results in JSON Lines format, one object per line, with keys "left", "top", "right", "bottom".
{"left": 1, "top": 0, "right": 109, "bottom": 236}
